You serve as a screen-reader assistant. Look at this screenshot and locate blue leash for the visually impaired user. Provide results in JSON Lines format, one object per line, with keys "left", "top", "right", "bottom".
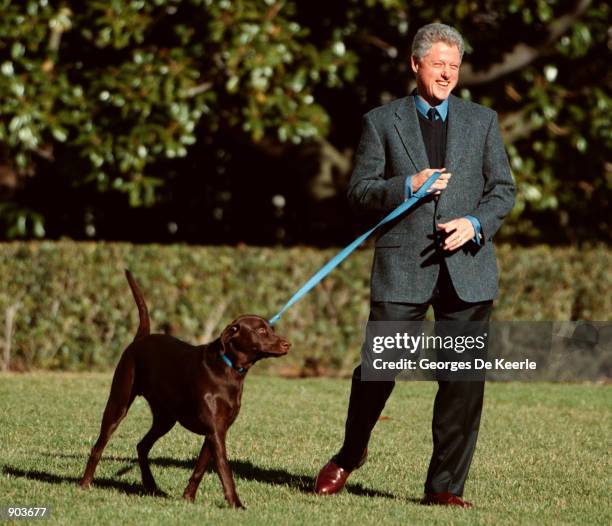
{"left": 269, "top": 171, "right": 441, "bottom": 325}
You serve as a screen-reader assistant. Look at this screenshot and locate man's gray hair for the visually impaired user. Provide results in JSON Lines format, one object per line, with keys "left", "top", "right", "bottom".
{"left": 411, "top": 23, "right": 465, "bottom": 62}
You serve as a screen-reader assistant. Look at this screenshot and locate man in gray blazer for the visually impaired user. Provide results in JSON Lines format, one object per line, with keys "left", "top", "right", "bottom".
{"left": 314, "top": 23, "right": 515, "bottom": 508}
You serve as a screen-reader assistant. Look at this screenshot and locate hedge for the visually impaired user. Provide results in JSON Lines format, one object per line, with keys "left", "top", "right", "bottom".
{"left": 0, "top": 241, "right": 609, "bottom": 374}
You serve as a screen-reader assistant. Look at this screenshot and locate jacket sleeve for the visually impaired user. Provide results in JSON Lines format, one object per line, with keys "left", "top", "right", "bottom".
{"left": 347, "top": 113, "right": 407, "bottom": 213}
{"left": 469, "top": 112, "right": 516, "bottom": 243}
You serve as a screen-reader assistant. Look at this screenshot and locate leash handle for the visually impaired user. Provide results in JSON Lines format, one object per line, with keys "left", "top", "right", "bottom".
{"left": 269, "top": 171, "right": 441, "bottom": 325}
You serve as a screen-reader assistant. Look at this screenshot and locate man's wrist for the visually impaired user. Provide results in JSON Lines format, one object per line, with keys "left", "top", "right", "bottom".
{"left": 465, "top": 215, "right": 482, "bottom": 245}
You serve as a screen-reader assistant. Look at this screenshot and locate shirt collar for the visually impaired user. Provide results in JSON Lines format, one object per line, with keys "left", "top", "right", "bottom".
{"left": 413, "top": 93, "right": 449, "bottom": 122}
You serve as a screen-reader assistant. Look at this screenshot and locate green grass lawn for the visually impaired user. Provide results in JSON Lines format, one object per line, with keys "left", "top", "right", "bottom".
{"left": 1, "top": 373, "right": 610, "bottom": 525}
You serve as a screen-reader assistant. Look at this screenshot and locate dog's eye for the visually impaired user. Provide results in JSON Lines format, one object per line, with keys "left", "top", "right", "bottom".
{"left": 231, "top": 325, "right": 239, "bottom": 333}
{"left": 257, "top": 328, "right": 267, "bottom": 335}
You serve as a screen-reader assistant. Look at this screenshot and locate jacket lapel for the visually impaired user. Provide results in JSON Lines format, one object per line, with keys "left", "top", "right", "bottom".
{"left": 393, "top": 96, "right": 429, "bottom": 173}
{"left": 444, "top": 95, "right": 468, "bottom": 172}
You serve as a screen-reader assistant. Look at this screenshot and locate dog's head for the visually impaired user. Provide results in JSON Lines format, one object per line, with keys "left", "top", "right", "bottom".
{"left": 219, "top": 315, "right": 290, "bottom": 371}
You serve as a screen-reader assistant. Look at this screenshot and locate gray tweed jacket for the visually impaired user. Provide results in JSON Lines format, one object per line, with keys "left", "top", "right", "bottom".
{"left": 347, "top": 94, "right": 516, "bottom": 303}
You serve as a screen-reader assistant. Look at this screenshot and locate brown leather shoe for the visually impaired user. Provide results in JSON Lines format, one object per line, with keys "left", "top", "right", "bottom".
{"left": 314, "top": 449, "right": 367, "bottom": 495}
{"left": 420, "top": 492, "right": 473, "bottom": 508}
{"left": 314, "top": 461, "right": 350, "bottom": 495}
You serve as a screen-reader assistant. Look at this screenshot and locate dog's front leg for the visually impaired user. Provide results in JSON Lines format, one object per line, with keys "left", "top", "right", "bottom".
{"left": 210, "top": 430, "right": 243, "bottom": 509}
{"left": 183, "top": 438, "right": 212, "bottom": 501}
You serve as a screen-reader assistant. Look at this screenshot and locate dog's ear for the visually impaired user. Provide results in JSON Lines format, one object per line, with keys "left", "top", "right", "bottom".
{"left": 219, "top": 324, "right": 240, "bottom": 354}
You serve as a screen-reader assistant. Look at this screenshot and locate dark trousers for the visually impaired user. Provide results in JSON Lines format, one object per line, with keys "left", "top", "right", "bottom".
{"left": 334, "top": 263, "right": 492, "bottom": 496}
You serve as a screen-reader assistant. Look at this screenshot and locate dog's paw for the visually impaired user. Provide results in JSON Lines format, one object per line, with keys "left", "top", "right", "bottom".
{"left": 231, "top": 500, "right": 245, "bottom": 510}
{"left": 182, "top": 489, "right": 196, "bottom": 502}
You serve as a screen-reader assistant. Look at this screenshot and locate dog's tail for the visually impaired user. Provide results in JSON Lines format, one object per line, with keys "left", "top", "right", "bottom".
{"left": 125, "top": 269, "right": 150, "bottom": 341}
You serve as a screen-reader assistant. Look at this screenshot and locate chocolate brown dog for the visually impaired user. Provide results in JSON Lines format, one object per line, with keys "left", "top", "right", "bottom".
{"left": 79, "top": 270, "right": 290, "bottom": 508}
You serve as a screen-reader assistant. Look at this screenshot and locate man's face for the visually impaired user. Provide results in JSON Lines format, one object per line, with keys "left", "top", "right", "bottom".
{"left": 411, "top": 42, "right": 461, "bottom": 106}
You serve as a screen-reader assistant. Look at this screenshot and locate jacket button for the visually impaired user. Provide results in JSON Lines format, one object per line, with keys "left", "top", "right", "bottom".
{"left": 436, "top": 214, "right": 442, "bottom": 219}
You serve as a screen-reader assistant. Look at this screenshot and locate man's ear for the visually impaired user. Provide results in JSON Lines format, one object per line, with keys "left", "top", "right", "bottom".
{"left": 410, "top": 55, "right": 419, "bottom": 74}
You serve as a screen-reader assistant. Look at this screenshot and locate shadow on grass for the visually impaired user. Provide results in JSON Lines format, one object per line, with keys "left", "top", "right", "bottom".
{"left": 231, "top": 459, "right": 394, "bottom": 498}
{"left": 15, "top": 453, "right": 394, "bottom": 499}
{"left": 2, "top": 465, "right": 149, "bottom": 496}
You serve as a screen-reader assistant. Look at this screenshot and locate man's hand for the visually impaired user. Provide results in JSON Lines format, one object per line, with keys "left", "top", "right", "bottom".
{"left": 437, "top": 217, "right": 475, "bottom": 251}
{"left": 412, "top": 168, "right": 451, "bottom": 195}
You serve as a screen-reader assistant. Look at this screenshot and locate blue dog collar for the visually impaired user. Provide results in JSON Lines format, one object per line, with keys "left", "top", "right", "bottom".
{"left": 221, "top": 353, "right": 247, "bottom": 374}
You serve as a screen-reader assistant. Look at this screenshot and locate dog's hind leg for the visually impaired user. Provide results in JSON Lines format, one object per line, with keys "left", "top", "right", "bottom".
{"left": 183, "top": 438, "right": 212, "bottom": 501}
{"left": 137, "top": 408, "right": 176, "bottom": 495}
{"left": 80, "top": 354, "right": 136, "bottom": 488}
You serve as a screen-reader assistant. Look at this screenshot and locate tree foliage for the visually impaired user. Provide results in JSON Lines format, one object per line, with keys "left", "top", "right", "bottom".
{"left": 0, "top": 0, "right": 609, "bottom": 243}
